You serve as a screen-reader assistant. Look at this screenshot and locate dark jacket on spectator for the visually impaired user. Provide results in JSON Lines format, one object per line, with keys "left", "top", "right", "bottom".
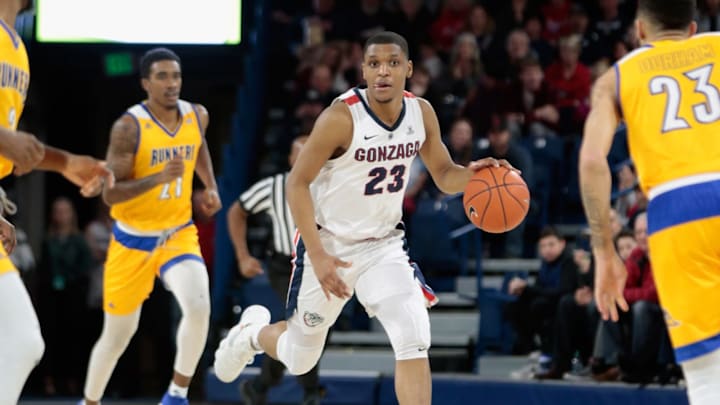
{"left": 526, "top": 247, "right": 579, "bottom": 300}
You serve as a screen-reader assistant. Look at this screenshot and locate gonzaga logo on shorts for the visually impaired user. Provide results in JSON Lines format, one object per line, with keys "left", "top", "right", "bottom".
{"left": 303, "top": 311, "right": 324, "bottom": 327}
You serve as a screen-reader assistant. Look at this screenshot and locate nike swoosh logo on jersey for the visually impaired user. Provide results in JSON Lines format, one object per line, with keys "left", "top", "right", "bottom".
{"left": 364, "top": 134, "right": 381, "bottom": 140}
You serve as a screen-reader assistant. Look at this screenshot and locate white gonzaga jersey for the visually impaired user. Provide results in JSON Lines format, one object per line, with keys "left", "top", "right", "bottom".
{"left": 310, "top": 88, "right": 426, "bottom": 241}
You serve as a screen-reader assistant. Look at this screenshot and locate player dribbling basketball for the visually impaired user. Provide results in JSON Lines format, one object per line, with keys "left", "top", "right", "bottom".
{"left": 213, "top": 31, "right": 517, "bottom": 405}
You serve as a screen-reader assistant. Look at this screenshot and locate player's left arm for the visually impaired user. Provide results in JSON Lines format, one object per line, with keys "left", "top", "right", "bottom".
{"left": 192, "top": 104, "right": 221, "bottom": 216}
{"left": 579, "top": 69, "right": 621, "bottom": 254}
{"left": 34, "top": 146, "right": 114, "bottom": 198}
{"left": 417, "top": 98, "right": 514, "bottom": 194}
{"left": 579, "top": 68, "right": 629, "bottom": 321}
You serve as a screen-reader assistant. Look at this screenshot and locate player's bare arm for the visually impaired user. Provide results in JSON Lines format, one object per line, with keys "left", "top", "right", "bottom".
{"left": 0, "top": 127, "right": 44, "bottom": 174}
{"left": 417, "top": 98, "right": 515, "bottom": 194}
{"left": 0, "top": 124, "right": 112, "bottom": 197}
{"left": 192, "top": 104, "right": 221, "bottom": 216}
{"left": 578, "top": 68, "right": 629, "bottom": 322}
{"left": 227, "top": 202, "right": 263, "bottom": 278}
{"left": 36, "top": 146, "right": 114, "bottom": 197}
{"left": 102, "top": 114, "right": 182, "bottom": 205}
{"left": 286, "top": 101, "right": 353, "bottom": 300}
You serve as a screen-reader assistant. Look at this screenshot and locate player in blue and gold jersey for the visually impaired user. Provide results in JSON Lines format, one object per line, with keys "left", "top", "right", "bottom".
{"left": 0, "top": 0, "right": 113, "bottom": 402}
{"left": 81, "top": 48, "right": 220, "bottom": 405}
{"left": 580, "top": 0, "right": 720, "bottom": 403}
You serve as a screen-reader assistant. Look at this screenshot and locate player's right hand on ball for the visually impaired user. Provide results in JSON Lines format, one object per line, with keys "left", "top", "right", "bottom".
{"left": 310, "top": 251, "right": 352, "bottom": 300}
{"left": 158, "top": 155, "right": 184, "bottom": 182}
{"left": 468, "top": 157, "right": 521, "bottom": 174}
{"left": 7, "top": 131, "right": 45, "bottom": 175}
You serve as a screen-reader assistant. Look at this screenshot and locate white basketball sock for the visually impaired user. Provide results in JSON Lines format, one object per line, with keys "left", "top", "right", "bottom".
{"left": 168, "top": 381, "right": 189, "bottom": 398}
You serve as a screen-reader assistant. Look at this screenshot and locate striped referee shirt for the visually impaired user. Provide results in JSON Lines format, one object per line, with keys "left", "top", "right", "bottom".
{"left": 238, "top": 172, "right": 295, "bottom": 256}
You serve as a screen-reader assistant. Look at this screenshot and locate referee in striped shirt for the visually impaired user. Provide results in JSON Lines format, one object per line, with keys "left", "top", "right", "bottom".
{"left": 227, "top": 136, "right": 321, "bottom": 405}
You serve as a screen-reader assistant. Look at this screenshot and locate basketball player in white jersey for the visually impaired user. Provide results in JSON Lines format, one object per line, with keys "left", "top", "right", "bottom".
{"left": 214, "top": 31, "right": 515, "bottom": 405}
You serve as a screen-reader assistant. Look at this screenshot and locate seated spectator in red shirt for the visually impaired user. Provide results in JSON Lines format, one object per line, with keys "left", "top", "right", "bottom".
{"left": 591, "top": 212, "right": 675, "bottom": 383}
{"left": 544, "top": 34, "right": 591, "bottom": 135}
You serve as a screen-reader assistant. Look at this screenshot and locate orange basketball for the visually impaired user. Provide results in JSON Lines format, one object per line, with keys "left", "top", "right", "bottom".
{"left": 463, "top": 166, "right": 530, "bottom": 234}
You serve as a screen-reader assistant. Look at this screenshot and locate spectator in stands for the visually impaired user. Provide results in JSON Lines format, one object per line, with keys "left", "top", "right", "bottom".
{"left": 445, "top": 118, "right": 476, "bottom": 167}
{"left": 505, "top": 226, "right": 579, "bottom": 355}
{"left": 84, "top": 200, "right": 112, "bottom": 350}
{"left": 495, "top": 0, "right": 537, "bottom": 39}
{"left": 446, "top": 32, "right": 484, "bottom": 101}
{"left": 697, "top": 0, "right": 720, "bottom": 33}
{"left": 418, "top": 40, "right": 445, "bottom": 79}
{"left": 581, "top": 0, "right": 629, "bottom": 64}
{"left": 541, "top": 0, "right": 572, "bottom": 43}
{"left": 335, "top": 41, "right": 364, "bottom": 89}
{"left": 487, "top": 29, "right": 533, "bottom": 84}
{"left": 343, "top": 0, "right": 390, "bottom": 43}
{"left": 301, "top": 0, "right": 344, "bottom": 45}
{"left": 85, "top": 202, "right": 111, "bottom": 313}
{"left": 386, "top": 0, "right": 433, "bottom": 60}
{"left": 430, "top": 0, "right": 474, "bottom": 54}
{"left": 591, "top": 212, "right": 675, "bottom": 383}
{"left": 317, "top": 42, "right": 350, "bottom": 93}
{"left": 567, "top": 3, "right": 598, "bottom": 61}
{"left": 466, "top": 4, "right": 502, "bottom": 68}
{"left": 499, "top": 56, "right": 559, "bottom": 138}
{"left": 524, "top": 16, "right": 555, "bottom": 69}
{"left": 294, "top": 64, "right": 339, "bottom": 135}
{"left": 613, "top": 161, "right": 639, "bottom": 226}
{"left": 608, "top": 207, "right": 624, "bottom": 240}
{"left": 613, "top": 229, "right": 637, "bottom": 262}
{"left": 38, "top": 197, "right": 92, "bottom": 396}
{"left": 544, "top": 34, "right": 591, "bottom": 136}
{"left": 461, "top": 79, "right": 496, "bottom": 137}
{"left": 434, "top": 33, "right": 485, "bottom": 124}
{"left": 407, "top": 65, "right": 439, "bottom": 104}
{"left": 533, "top": 244, "right": 597, "bottom": 380}
{"left": 476, "top": 117, "right": 534, "bottom": 258}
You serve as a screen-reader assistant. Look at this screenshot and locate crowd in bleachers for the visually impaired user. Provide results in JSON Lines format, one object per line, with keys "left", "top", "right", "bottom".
{"left": 261, "top": 0, "right": 648, "bottom": 258}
